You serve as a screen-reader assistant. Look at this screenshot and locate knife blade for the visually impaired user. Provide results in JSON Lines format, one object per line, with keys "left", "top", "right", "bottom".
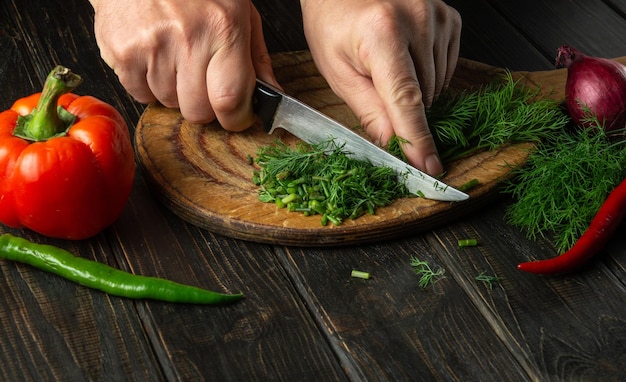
{"left": 253, "top": 80, "right": 469, "bottom": 202}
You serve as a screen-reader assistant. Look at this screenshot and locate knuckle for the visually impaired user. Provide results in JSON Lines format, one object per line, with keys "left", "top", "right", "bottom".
{"left": 206, "top": 4, "right": 244, "bottom": 44}
{"left": 211, "top": 90, "right": 247, "bottom": 116}
{"left": 366, "top": 3, "right": 401, "bottom": 39}
{"left": 390, "top": 81, "right": 424, "bottom": 109}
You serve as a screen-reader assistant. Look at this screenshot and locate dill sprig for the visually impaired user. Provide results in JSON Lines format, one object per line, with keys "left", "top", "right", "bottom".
{"left": 504, "top": 125, "right": 626, "bottom": 253}
{"left": 428, "top": 71, "right": 570, "bottom": 162}
{"left": 475, "top": 271, "right": 500, "bottom": 289}
{"left": 409, "top": 256, "right": 446, "bottom": 288}
{"left": 253, "top": 140, "right": 411, "bottom": 225}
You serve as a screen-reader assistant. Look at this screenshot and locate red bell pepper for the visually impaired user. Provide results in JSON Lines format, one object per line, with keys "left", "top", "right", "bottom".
{"left": 0, "top": 66, "right": 135, "bottom": 240}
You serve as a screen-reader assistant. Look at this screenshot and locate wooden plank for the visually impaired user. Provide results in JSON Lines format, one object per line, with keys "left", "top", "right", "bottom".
{"left": 446, "top": 0, "right": 554, "bottom": 70}
{"left": 605, "top": 0, "right": 626, "bottom": 15}
{"left": 254, "top": 1, "right": 308, "bottom": 54}
{"left": 0, "top": 230, "right": 165, "bottom": 381}
{"left": 274, "top": 242, "right": 532, "bottom": 380}
{"left": 108, "top": 177, "right": 347, "bottom": 381}
{"left": 431, "top": 203, "right": 626, "bottom": 380}
{"left": 487, "top": 0, "right": 626, "bottom": 59}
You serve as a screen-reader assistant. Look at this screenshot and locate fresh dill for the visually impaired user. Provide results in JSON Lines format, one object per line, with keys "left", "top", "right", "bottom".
{"left": 475, "top": 271, "right": 500, "bottom": 289}
{"left": 427, "top": 71, "right": 570, "bottom": 162}
{"left": 504, "top": 124, "right": 626, "bottom": 253}
{"left": 385, "top": 135, "right": 410, "bottom": 162}
{"left": 409, "top": 256, "right": 446, "bottom": 288}
{"left": 252, "top": 140, "right": 411, "bottom": 225}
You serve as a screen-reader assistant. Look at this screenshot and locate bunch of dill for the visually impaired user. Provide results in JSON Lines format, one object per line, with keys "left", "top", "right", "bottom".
{"left": 504, "top": 126, "right": 626, "bottom": 253}
{"left": 426, "top": 71, "right": 570, "bottom": 163}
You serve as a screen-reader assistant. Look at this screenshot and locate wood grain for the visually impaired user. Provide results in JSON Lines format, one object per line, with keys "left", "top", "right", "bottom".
{"left": 135, "top": 52, "right": 615, "bottom": 247}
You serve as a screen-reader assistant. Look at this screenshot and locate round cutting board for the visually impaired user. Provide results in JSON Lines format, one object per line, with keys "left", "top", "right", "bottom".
{"left": 134, "top": 51, "right": 579, "bottom": 246}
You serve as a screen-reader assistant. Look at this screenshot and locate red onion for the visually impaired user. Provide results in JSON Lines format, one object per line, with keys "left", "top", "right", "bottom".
{"left": 555, "top": 45, "right": 626, "bottom": 131}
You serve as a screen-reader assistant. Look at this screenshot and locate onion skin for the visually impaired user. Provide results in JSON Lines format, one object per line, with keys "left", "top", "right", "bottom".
{"left": 555, "top": 45, "right": 626, "bottom": 131}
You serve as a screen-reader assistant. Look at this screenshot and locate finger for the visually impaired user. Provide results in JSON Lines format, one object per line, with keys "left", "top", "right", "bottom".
{"left": 322, "top": 59, "right": 393, "bottom": 147}
{"left": 146, "top": 51, "right": 179, "bottom": 108}
{"left": 206, "top": 47, "right": 257, "bottom": 131}
{"left": 444, "top": 8, "right": 462, "bottom": 89}
{"left": 114, "top": 61, "right": 157, "bottom": 105}
{"left": 407, "top": 17, "right": 436, "bottom": 107}
{"left": 176, "top": 54, "right": 216, "bottom": 124}
{"left": 410, "top": 46, "right": 437, "bottom": 108}
{"left": 431, "top": 5, "right": 462, "bottom": 95}
{"left": 371, "top": 49, "right": 443, "bottom": 176}
{"left": 249, "top": 5, "right": 279, "bottom": 88}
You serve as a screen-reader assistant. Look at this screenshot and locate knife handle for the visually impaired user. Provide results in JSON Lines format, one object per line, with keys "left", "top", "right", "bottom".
{"left": 253, "top": 80, "right": 282, "bottom": 133}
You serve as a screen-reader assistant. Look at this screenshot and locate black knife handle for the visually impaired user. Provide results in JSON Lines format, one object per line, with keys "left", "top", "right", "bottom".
{"left": 253, "top": 80, "right": 282, "bottom": 132}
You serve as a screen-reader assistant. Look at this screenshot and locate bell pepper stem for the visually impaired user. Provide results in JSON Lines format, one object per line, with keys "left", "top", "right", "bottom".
{"left": 17, "top": 66, "right": 82, "bottom": 141}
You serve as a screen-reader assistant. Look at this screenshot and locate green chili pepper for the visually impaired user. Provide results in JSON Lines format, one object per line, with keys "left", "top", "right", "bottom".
{"left": 0, "top": 234, "right": 243, "bottom": 304}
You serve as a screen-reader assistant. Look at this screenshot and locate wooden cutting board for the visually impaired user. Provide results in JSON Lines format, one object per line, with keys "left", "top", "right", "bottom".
{"left": 134, "top": 51, "right": 626, "bottom": 246}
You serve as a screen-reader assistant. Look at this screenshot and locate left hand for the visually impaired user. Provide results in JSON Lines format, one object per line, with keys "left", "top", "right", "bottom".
{"left": 300, "top": 0, "right": 461, "bottom": 176}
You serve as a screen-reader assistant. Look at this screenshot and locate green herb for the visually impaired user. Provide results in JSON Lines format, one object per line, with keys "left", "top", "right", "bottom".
{"left": 458, "top": 178, "right": 479, "bottom": 192}
{"left": 351, "top": 270, "right": 370, "bottom": 279}
{"left": 458, "top": 238, "right": 478, "bottom": 247}
{"left": 504, "top": 125, "right": 626, "bottom": 253}
{"left": 427, "top": 71, "right": 570, "bottom": 162}
{"left": 410, "top": 256, "right": 445, "bottom": 288}
{"left": 253, "top": 140, "right": 411, "bottom": 225}
{"left": 475, "top": 271, "right": 500, "bottom": 289}
{"left": 385, "top": 135, "right": 410, "bottom": 162}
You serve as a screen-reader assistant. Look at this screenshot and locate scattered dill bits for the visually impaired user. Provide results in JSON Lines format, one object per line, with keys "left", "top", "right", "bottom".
{"left": 252, "top": 140, "right": 411, "bottom": 225}
{"left": 475, "top": 271, "right": 500, "bottom": 289}
{"left": 458, "top": 178, "right": 479, "bottom": 192}
{"left": 458, "top": 239, "right": 478, "bottom": 247}
{"left": 410, "top": 256, "right": 445, "bottom": 288}
{"left": 351, "top": 270, "right": 370, "bottom": 279}
{"left": 427, "top": 71, "right": 570, "bottom": 163}
{"left": 504, "top": 126, "right": 626, "bottom": 254}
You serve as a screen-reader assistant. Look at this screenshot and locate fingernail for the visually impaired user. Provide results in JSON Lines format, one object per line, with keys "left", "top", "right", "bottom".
{"left": 425, "top": 154, "right": 443, "bottom": 176}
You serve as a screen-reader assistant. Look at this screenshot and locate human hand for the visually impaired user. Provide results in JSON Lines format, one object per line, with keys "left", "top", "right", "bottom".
{"left": 300, "top": 0, "right": 461, "bottom": 176}
{"left": 89, "top": 0, "right": 277, "bottom": 130}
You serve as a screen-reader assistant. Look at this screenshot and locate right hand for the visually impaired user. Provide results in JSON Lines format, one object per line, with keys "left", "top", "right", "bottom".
{"left": 90, "top": 0, "right": 278, "bottom": 130}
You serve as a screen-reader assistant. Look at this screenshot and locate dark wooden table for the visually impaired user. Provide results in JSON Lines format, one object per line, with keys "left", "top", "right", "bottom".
{"left": 1, "top": 1, "right": 625, "bottom": 380}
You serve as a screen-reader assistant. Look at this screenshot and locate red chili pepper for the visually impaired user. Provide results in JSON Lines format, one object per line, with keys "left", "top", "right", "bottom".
{"left": 518, "top": 177, "right": 626, "bottom": 274}
{"left": 0, "top": 66, "right": 135, "bottom": 240}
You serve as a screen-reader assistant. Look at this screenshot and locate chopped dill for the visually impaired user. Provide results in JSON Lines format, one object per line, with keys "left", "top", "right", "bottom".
{"left": 252, "top": 140, "right": 411, "bottom": 225}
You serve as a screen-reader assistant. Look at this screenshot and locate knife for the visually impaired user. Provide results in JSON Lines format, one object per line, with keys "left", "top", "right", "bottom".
{"left": 253, "top": 80, "right": 469, "bottom": 202}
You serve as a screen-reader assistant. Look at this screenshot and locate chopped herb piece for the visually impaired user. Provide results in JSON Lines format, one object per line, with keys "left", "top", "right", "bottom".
{"left": 351, "top": 270, "right": 370, "bottom": 279}
{"left": 458, "top": 178, "right": 479, "bottom": 192}
{"left": 458, "top": 239, "right": 478, "bottom": 247}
